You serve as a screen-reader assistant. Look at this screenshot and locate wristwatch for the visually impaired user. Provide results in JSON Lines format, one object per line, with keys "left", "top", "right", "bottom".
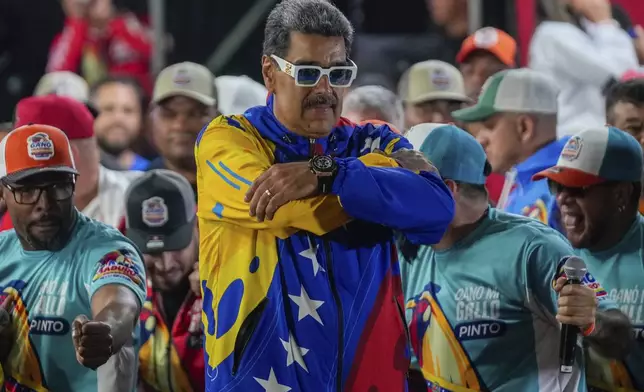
{"left": 309, "top": 155, "right": 338, "bottom": 194}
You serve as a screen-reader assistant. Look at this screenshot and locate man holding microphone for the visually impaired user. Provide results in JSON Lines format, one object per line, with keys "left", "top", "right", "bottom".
{"left": 401, "top": 123, "right": 631, "bottom": 391}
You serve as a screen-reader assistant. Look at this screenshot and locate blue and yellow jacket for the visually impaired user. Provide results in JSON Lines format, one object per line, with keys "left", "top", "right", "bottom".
{"left": 195, "top": 97, "right": 454, "bottom": 392}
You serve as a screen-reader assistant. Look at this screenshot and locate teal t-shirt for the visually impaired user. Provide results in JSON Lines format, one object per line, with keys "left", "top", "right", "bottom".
{"left": 400, "top": 208, "right": 616, "bottom": 392}
{"left": 0, "top": 211, "right": 146, "bottom": 392}
{"left": 575, "top": 214, "right": 644, "bottom": 392}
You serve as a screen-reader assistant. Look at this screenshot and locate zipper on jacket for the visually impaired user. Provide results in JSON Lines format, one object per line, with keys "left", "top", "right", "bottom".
{"left": 309, "top": 138, "right": 317, "bottom": 157}
{"left": 323, "top": 239, "right": 343, "bottom": 392}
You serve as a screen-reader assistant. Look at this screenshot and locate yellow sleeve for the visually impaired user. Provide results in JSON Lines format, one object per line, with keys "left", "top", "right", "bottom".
{"left": 196, "top": 120, "right": 355, "bottom": 238}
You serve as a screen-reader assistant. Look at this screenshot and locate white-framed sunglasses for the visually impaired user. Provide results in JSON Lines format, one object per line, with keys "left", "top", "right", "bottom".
{"left": 270, "top": 54, "right": 358, "bottom": 88}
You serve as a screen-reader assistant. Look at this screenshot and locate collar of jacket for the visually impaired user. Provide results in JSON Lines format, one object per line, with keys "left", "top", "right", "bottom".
{"left": 243, "top": 94, "right": 356, "bottom": 161}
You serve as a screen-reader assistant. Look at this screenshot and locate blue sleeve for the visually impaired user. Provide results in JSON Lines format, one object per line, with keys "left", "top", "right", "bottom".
{"left": 332, "top": 124, "right": 454, "bottom": 244}
{"left": 331, "top": 159, "right": 454, "bottom": 245}
{"left": 87, "top": 243, "right": 147, "bottom": 306}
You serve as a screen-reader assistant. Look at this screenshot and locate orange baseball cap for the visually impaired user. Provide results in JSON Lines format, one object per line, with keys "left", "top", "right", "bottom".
{"left": 0, "top": 124, "right": 78, "bottom": 183}
{"left": 456, "top": 27, "right": 517, "bottom": 67}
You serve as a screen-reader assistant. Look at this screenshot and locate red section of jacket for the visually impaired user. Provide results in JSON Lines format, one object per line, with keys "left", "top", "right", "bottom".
{"left": 140, "top": 284, "right": 205, "bottom": 392}
{"left": 486, "top": 172, "right": 504, "bottom": 206}
{"left": 47, "top": 14, "right": 152, "bottom": 94}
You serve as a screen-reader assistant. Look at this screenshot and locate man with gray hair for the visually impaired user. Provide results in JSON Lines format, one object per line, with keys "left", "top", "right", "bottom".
{"left": 195, "top": 0, "right": 455, "bottom": 391}
{"left": 342, "top": 85, "right": 404, "bottom": 131}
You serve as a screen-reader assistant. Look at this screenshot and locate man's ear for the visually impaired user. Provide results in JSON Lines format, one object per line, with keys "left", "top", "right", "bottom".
{"left": 614, "top": 182, "right": 633, "bottom": 210}
{"left": 516, "top": 114, "right": 535, "bottom": 143}
{"left": 261, "top": 55, "right": 276, "bottom": 93}
{"left": 444, "top": 179, "right": 458, "bottom": 195}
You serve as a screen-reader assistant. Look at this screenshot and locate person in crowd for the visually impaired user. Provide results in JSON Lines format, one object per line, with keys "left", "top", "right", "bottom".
{"left": 148, "top": 62, "right": 218, "bottom": 199}
{"left": 606, "top": 79, "right": 644, "bottom": 148}
{"left": 401, "top": 123, "right": 631, "bottom": 392}
{"left": 530, "top": 0, "right": 638, "bottom": 137}
{"left": 195, "top": 0, "right": 455, "bottom": 390}
{"left": 34, "top": 71, "right": 91, "bottom": 105}
{"left": 399, "top": 60, "right": 471, "bottom": 129}
{"left": 0, "top": 95, "right": 141, "bottom": 231}
{"left": 534, "top": 125, "right": 642, "bottom": 391}
{"left": 456, "top": 26, "right": 517, "bottom": 101}
{"left": 123, "top": 170, "right": 203, "bottom": 392}
{"left": 341, "top": 85, "right": 404, "bottom": 131}
{"left": 215, "top": 75, "right": 269, "bottom": 115}
{"left": 0, "top": 124, "right": 146, "bottom": 391}
{"left": 606, "top": 79, "right": 644, "bottom": 215}
{"left": 425, "top": 0, "right": 469, "bottom": 64}
{"left": 90, "top": 75, "right": 149, "bottom": 171}
{"left": 452, "top": 68, "right": 567, "bottom": 230}
{"left": 47, "top": 0, "right": 152, "bottom": 93}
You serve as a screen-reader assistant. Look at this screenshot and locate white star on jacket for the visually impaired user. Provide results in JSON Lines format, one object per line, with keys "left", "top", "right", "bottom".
{"left": 254, "top": 368, "right": 291, "bottom": 392}
{"left": 299, "top": 237, "right": 325, "bottom": 276}
{"left": 280, "top": 333, "right": 310, "bottom": 372}
{"left": 289, "top": 285, "right": 325, "bottom": 325}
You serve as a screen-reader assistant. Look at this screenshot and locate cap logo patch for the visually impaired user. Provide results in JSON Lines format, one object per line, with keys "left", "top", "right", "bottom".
{"left": 561, "top": 136, "right": 582, "bottom": 161}
{"left": 146, "top": 235, "right": 165, "bottom": 251}
{"left": 431, "top": 69, "right": 451, "bottom": 90}
{"left": 473, "top": 27, "right": 499, "bottom": 49}
{"left": 142, "top": 196, "right": 169, "bottom": 227}
{"left": 27, "top": 132, "right": 55, "bottom": 161}
{"left": 173, "top": 69, "right": 191, "bottom": 86}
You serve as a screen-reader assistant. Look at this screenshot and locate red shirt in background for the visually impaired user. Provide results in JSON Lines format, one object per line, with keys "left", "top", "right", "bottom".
{"left": 486, "top": 172, "right": 504, "bottom": 206}
{"left": 0, "top": 213, "right": 11, "bottom": 232}
{"left": 47, "top": 13, "right": 153, "bottom": 94}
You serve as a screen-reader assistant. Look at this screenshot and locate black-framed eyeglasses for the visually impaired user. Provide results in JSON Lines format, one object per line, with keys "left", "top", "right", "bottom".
{"left": 3, "top": 182, "right": 75, "bottom": 205}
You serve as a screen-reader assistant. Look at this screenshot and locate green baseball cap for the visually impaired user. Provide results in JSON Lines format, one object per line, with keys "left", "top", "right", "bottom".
{"left": 451, "top": 68, "right": 559, "bottom": 122}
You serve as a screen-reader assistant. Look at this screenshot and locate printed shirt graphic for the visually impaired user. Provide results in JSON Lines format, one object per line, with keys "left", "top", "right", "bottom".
{"left": 139, "top": 282, "right": 204, "bottom": 392}
{"left": 194, "top": 97, "right": 452, "bottom": 392}
{"left": 574, "top": 215, "right": 644, "bottom": 391}
{"left": 0, "top": 212, "right": 146, "bottom": 392}
{"left": 504, "top": 138, "right": 568, "bottom": 233}
{"left": 400, "top": 208, "right": 617, "bottom": 392}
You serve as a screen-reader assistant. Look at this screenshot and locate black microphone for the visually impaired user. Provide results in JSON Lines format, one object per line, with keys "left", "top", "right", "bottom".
{"left": 559, "top": 256, "right": 587, "bottom": 374}
{"left": 0, "top": 307, "right": 10, "bottom": 328}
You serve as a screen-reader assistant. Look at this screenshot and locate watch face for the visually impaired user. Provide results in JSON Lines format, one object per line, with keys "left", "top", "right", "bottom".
{"left": 313, "top": 155, "right": 334, "bottom": 172}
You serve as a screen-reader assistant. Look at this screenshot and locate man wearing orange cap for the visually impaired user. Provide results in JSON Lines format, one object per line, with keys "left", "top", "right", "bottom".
{"left": 0, "top": 95, "right": 141, "bottom": 232}
{"left": 456, "top": 27, "right": 517, "bottom": 101}
{"left": 0, "top": 124, "right": 145, "bottom": 391}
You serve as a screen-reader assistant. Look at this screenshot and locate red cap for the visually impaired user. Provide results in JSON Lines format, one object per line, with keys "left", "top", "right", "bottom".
{"left": 456, "top": 27, "right": 517, "bottom": 67}
{"left": 14, "top": 95, "right": 94, "bottom": 140}
{"left": 621, "top": 68, "right": 644, "bottom": 82}
{"left": 0, "top": 124, "right": 77, "bottom": 183}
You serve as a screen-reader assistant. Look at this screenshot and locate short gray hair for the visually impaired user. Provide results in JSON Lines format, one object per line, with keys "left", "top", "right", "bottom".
{"left": 263, "top": 0, "right": 354, "bottom": 58}
{"left": 342, "top": 85, "right": 404, "bottom": 130}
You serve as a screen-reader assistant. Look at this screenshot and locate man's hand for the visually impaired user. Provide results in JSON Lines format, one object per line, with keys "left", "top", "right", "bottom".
{"left": 189, "top": 263, "right": 200, "bottom": 297}
{"left": 72, "top": 315, "right": 113, "bottom": 370}
{"left": 553, "top": 276, "right": 598, "bottom": 329}
{"left": 388, "top": 149, "right": 438, "bottom": 173}
{"left": 245, "top": 162, "right": 318, "bottom": 222}
{"left": 0, "top": 295, "right": 14, "bottom": 364}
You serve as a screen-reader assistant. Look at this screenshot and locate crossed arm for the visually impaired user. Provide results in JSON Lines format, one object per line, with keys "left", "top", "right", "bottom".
{"left": 196, "top": 124, "right": 455, "bottom": 244}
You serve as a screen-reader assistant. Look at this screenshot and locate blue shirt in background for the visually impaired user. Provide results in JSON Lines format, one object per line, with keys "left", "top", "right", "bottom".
{"left": 505, "top": 137, "right": 569, "bottom": 233}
